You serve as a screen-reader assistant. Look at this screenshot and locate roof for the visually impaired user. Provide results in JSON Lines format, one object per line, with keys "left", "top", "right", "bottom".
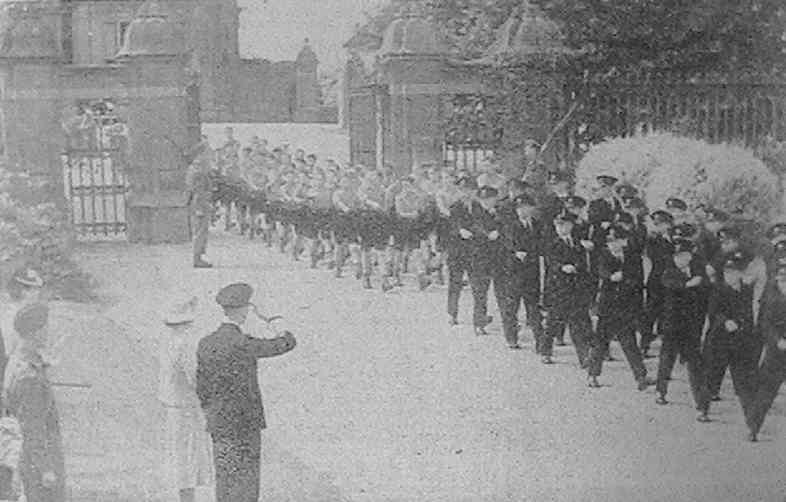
{"left": 378, "top": 13, "right": 447, "bottom": 58}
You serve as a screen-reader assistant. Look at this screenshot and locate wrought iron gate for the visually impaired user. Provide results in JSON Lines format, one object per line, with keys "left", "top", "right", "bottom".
{"left": 61, "top": 99, "right": 129, "bottom": 240}
{"left": 442, "top": 94, "right": 500, "bottom": 173}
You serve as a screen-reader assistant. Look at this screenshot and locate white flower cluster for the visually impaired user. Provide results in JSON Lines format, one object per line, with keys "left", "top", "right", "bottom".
{"left": 575, "top": 131, "right": 782, "bottom": 221}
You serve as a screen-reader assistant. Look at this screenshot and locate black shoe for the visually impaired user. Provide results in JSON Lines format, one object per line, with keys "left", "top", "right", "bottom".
{"left": 747, "top": 431, "right": 758, "bottom": 442}
{"left": 638, "top": 377, "right": 655, "bottom": 391}
{"left": 448, "top": 316, "right": 458, "bottom": 326}
{"left": 554, "top": 338, "right": 566, "bottom": 347}
{"left": 641, "top": 349, "right": 654, "bottom": 359}
{"left": 587, "top": 376, "right": 601, "bottom": 388}
{"left": 711, "top": 394, "right": 722, "bottom": 402}
{"left": 508, "top": 343, "right": 522, "bottom": 350}
{"left": 474, "top": 327, "right": 488, "bottom": 336}
{"left": 417, "top": 274, "right": 432, "bottom": 291}
{"left": 696, "top": 412, "right": 711, "bottom": 423}
{"left": 194, "top": 259, "right": 213, "bottom": 268}
{"left": 541, "top": 355, "right": 554, "bottom": 365}
{"left": 655, "top": 395, "right": 668, "bottom": 405}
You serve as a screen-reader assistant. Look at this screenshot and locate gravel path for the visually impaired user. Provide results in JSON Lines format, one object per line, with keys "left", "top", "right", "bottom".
{"left": 51, "top": 231, "right": 786, "bottom": 501}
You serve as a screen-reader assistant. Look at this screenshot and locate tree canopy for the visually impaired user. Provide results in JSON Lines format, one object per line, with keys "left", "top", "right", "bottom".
{"left": 359, "top": 0, "right": 786, "bottom": 75}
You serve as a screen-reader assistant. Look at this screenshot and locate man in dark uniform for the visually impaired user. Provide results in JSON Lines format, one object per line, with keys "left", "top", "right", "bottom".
{"left": 587, "top": 226, "right": 652, "bottom": 389}
{"left": 495, "top": 194, "right": 544, "bottom": 349}
{"left": 587, "top": 174, "right": 621, "bottom": 245}
{"left": 655, "top": 237, "right": 706, "bottom": 407}
{"left": 746, "top": 263, "right": 786, "bottom": 441}
{"left": 665, "top": 197, "right": 690, "bottom": 225}
{"left": 446, "top": 176, "right": 478, "bottom": 325}
{"left": 196, "top": 283, "right": 297, "bottom": 502}
{"left": 539, "top": 171, "right": 571, "bottom": 231}
{"left": 640, "top": 209, "right": 675, "bottom": 357}
{"left": 696, "top": 248, "right": 760, "bottom": 425}
{"left": 466, "top": 186, "right": 504, "bottom": 336}
{"left": 185, "top": 140, "right": 215, "bottom": 268}
{"left": 541, "top": 211, "right": 592, "bottom": 365}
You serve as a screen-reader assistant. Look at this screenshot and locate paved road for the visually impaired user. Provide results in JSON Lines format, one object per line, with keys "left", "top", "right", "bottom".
{"left": 53, "top": 231, "right": 786, "bottom": 501}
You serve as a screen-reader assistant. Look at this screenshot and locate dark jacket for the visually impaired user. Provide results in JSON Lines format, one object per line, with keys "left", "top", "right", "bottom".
{"left": 196, "top": 323, "right": 296, "bottom": 435}
{"left": 661, "top": 257, "right": 708, "bottom": 328}
{"left": 446, "top": 200, "right": 474, "bottom": 258}
{"left": 760, "top": 288, "right": 786, "bottom": 348}
{"left": 466, "top": 202, "right": 504, "bottom": 274}
{"left": 500, "top": 215, "right": 543, "bottom": 284}
{"left": 596, "top": 248, "right": 644, "bottom": 319}
{"left": 646, "top": 234, "right": 675, "bottom": 289}
{"left": 4, "top": 348, "right": 66, "bottom": 502}
{"left": 707, "top": 281, "right": 755, "bottom": 336}
{"left": 543, "top": 234, "right": 594, "bottom": 313}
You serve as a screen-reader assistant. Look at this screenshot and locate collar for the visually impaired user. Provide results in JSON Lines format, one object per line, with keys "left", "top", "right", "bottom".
{"left": 222, "top": 318, "right": 243, "bottom": 330}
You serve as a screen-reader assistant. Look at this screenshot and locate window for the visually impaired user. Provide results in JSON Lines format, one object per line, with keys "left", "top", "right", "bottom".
{"left": 117, "top": 21, "right": 130, "bottom": 48}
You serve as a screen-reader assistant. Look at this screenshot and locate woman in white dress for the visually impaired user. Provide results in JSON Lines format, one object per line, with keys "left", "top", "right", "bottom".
{"left": 158, "top": 297, "right": 213, "bottom": 502}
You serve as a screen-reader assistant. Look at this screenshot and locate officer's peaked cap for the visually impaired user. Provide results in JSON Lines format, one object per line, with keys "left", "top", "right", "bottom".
{"left": 666, "top": 197, "right": 688, "bottom": 211}
{"left": 216, "top": 283, "right": 254, "bottom": 308}
{"left": 596, "top": 174, "right": 618, "bottom": 186}
{"left": 477, "top": 186, "right": 499, "bottom": 199}
{"left": 650, "top": 210, "right": 674, "bottom": 224}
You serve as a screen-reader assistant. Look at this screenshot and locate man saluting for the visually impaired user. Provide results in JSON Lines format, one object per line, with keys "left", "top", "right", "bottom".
{"left": 196, "top": 283, "right": 297, "bottom": 502}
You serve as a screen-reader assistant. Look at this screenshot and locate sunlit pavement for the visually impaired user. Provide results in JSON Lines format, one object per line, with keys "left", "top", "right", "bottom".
{"left": 52, "top": 229, "right": 786, "bottom": 501}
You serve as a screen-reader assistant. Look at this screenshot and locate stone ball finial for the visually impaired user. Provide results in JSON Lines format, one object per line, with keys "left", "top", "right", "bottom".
{"left": 378, "top": 12, "right": 447, "bottom": 58}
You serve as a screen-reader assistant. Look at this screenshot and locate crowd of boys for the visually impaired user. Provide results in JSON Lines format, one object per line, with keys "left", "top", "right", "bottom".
{"left": 187, "top": 126, "right": 786, "bottom": 442}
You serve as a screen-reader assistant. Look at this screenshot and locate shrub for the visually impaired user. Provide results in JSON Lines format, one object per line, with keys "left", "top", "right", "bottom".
{"left": 0, "top": 165, "right": 96, "bottom": 302}
{"left": 575, "top": 132, "right": 782, "bottom": 223}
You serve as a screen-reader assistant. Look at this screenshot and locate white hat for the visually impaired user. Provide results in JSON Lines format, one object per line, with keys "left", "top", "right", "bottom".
{"left": 164, "top": 296, "right": 198, "bottom": 326}
{"left": 13, "top": 268, "right": 43, "bottom": 288}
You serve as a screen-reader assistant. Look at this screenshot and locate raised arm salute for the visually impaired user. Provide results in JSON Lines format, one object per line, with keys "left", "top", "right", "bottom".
{"left": 196, "top": 283, "right": 296, "bottom": 502}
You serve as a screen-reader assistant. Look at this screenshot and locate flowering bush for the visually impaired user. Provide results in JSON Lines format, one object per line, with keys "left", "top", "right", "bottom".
{"left": 575, "top": 132, "right": 782, "bottom": 223}
{"left": 0, "top": 165, "right": 96, "bottom": 302}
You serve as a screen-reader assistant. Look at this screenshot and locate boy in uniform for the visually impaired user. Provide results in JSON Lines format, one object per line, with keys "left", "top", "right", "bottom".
{"left": 655, "top": 237, "right": 706, "bottom": 407}
{"left": 495, "top": 194, "right": 544, "bottom": 349}
{"left": 541, "top": 212, "right": 592, "bottom": 365}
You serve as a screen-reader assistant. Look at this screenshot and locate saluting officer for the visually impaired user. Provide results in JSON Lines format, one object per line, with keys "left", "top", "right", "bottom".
{"left": 587, "top": 226, "right": 651, "bottom": 389}
{"left": 655, "top": 237, "right": 706, "bottom": 407}
{"left": 446, "top": 176, "right": 478, "bottom": 325}
{"left": 495, "top": 194, "right": 544, "bottom": 349}
{"left": 541, "top": 211, "right": 592, "bottom": 365}
{"left": 466, "top": 186, "right": 505, "bottom": 336}
{"left": 196, "top": 283, "right": 297, "bottom": 502}
{"left": 640, "top": 210, "right": 675, "bottom": 358}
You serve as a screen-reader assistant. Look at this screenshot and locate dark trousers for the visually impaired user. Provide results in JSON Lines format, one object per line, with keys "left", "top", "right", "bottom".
{"left": 589, "top": 313, "right": 647, "bottom": 380}
{"left": 494, "top": 271, "right": 541, "bottom": 347}
{"left": 704, "top": 329, "right": 764, "bottom": 397}
{"left": 656, "top": 321, "right": 703, "bottom": 403}
{"left": 747, "top": 344, "right": 786, "bottom": 435}
{"left": 469, "top": 269, "right": 493, "bottom": 327}
{"left": 447, "top": 253, "right": 471, "bottom": 319}
{"left": 542, "top": 306, "right": 590, "bottom": 362}
{"left": 640, "top": 284, "right": 665, "bottom": 351}
{"left": 697, "top": 328, "right": 760, "bottom": 415}
{"left": 212, "top": 429, "right": 262, "bottom": 502}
